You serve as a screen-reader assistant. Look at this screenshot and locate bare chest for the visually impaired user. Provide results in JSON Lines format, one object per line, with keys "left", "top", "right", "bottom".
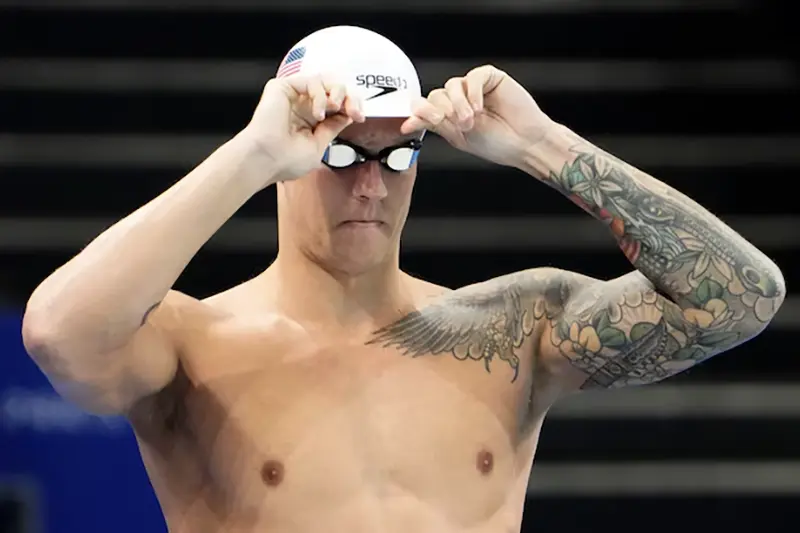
{"left": 139, "top": 327, "right": 542, "bottom": 528}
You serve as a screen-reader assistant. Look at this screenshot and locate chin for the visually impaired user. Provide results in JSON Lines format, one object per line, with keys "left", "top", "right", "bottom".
{"left": 330, "top": 250, "right": 390, "bottom": 276}
{"left": 325, "top": 240, "right": 393, "bottom": 276}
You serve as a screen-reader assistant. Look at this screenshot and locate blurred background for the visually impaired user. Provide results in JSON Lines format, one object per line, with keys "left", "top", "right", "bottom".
{"left": 0, "top": 0, "right": 798, "bottom": 531}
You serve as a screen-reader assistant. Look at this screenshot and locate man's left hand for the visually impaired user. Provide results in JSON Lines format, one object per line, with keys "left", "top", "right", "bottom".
{"left": 402, "top": 65, "right": 555, "bottom": 168}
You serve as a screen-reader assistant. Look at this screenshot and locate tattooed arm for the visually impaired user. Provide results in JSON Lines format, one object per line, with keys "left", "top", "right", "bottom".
{"left": 367, "top": 133, "right": 784, "bottom": 391}
{"left": 369, "top": 64, "right": 783, "bottom": 392}
{"left": 518, "top": 124, "right": 785, "bottom": 390}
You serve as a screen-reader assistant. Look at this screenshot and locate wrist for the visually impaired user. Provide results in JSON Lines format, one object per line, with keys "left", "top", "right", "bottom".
{"left": 227, "top": 129, "right": 284, "bottom": 191}
{"left": 514, "top": 122, "right": 574, "bottom": 180}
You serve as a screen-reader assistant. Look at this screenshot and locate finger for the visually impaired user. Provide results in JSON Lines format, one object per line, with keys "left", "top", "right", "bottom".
{"left": 444, "top": 77, "right": 474, "bottom": 126}
{"left": 314, "top": 74, "right": 365, "bottom": 123}
{"left": 325, "top": 82, "right": 347, "bottom": 114}
{"left": 273, "top": 75, "right": 319, "bottom": 126}
{"left": 424, "top": 91, "right": 463, "bottom": 138}
{"left": 306, "top": 76, "right": 328, "bottom": 122}
{"left": 410, "top": 97, "right": 443, "bottom": 127}
{"left": 341, "top": 87, "right": 366, "bottom": 123}
{"left": 429, "top": 116, "right": 462, "bottom": 144}
{"left": 314, "top": 114, "right": 354, "bottom": 147}
{"left": 400, "top": 96, "right": 444, "bottom": 134}
{"left": 427, "top": 89, "right": 455, "bottom": 123}
{"left": 400, "top": 116, "right": 429, "bottom": 135}
{"left": 464, "top": 69, "right": 485, "bottom": 112}
{"left": 280, "top": 73, "right": 314, "bottom": 97}
{"left": 471, "top": 64, "right": 506, "bottom": 94}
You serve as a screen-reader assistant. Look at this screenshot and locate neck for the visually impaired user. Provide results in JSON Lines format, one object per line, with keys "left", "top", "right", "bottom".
{"left": 264, "top": 244, "right": 411, "bottom": 333}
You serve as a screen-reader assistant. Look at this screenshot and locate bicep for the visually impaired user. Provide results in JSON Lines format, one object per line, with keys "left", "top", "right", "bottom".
{"left": 539, "top": 270, "right": 741, "bottom": 391}
{"left": 35, "top": 291, "right": 190, "bottom": 415}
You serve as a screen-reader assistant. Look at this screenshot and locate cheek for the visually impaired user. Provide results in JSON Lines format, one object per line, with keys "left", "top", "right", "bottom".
{"left": 386, "top": 173, "right": 415, "bottom": 206}
{"left": 289, "top": 172, "right": 342, "bottom": 218}
{"left": 316, "top": 177, "right": 348, "bottom": 210}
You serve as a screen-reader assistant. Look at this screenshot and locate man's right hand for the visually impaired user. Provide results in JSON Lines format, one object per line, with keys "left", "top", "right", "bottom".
{"left": 244, "top": 74, "right": 366, "bottom": 185}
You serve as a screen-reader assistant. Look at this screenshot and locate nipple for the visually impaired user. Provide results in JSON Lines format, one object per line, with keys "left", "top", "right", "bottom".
{"left": 261, "top": 460, "right": 285, "bottom": 487}
{"left": 476, "top": 449, "right": 494, "bottom": 476}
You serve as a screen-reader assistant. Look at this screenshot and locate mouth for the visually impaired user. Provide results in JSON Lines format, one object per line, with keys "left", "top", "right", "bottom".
{"left": 341, "top": 220, "right": 384, "bottom": 225}
{"left": 339, "top": 220, "right": 386, "bottom": 229}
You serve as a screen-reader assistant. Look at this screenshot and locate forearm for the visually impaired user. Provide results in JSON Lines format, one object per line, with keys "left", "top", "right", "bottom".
{"left": 519, "top": 124, "right": 785, "bottom": 318}
{"left": 25, "top": 132, "right": 272, "bottom": 351}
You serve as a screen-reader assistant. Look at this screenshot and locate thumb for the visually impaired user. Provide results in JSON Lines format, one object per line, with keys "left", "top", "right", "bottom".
{"left": 314, "top": 113, "right": 354, "bottom": 147}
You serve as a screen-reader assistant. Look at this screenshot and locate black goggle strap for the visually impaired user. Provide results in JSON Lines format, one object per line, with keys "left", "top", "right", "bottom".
{"left": 322, "top": 133, "right": 425, "bottom": 171}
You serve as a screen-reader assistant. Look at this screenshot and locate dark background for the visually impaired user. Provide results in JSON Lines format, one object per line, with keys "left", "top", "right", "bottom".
{"left": 0, "top": 0, "right": 798, "bottom": 531}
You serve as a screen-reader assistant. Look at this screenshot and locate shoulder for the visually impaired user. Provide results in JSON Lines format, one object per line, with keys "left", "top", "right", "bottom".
{"left": 394, "top": 268, "right": 600, "bottom": 335}
{"left": 422, "top": 267, "right": 596, "bottom": 308}
{"left": 370, "top": 268, "right": 597, "bottom": 369}
{"left": 404, "top": 274, "right": 452, "bottom": 304}
{"left": 155, "top": 280, "right": 301, "bottom": 346}
{"left": 406, "top": 267, "right": 593, "bottom": 302}
{"left": 148, "top": 290, "right": 222, "bottom": 336}
{"left": 364, "top": 268, "right": 595, "bottom": 388}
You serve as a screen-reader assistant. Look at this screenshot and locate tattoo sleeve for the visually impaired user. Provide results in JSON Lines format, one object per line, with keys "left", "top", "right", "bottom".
{"left": 367, "top": 127, "right": 784, "bottom": 392}
{"left": 522, "top": 125, "right": 786, "bottom": 389}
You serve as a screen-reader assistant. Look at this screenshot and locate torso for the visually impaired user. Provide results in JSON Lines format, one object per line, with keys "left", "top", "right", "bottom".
{"left": 129, "top": 276, "right": 556, "bottom": 533}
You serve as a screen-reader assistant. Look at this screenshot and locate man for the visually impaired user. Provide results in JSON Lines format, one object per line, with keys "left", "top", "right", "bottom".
{"left": 22, "top": 25, "right": 784, "bottom": 533}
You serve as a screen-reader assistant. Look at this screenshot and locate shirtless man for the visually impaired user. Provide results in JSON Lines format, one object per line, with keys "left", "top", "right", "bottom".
{"left": 21, "top": 25, "right": 784, "bottom": 533}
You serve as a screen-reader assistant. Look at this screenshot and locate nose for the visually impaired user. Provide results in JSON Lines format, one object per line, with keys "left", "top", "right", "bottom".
{"left": 352, "top": 161, "right": 388, "bottom": 201}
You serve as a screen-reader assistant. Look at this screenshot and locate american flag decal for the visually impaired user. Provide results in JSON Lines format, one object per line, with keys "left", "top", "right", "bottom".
{"left": 276, "top": 46, "right": 306, "bottom": 78}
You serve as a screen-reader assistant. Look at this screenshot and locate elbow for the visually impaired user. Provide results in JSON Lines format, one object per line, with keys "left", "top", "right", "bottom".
{"left": 21, "top": 290, "right": 85, "bottom": 371}
{"left": 22, "top": 287, "right": 109, "bottom": 363}
{"left": 21, "top": 305, "right": 60, "bottom": 362}
{"left": 21, "top": 309, "right": 127, "bottom": 416}
{"left": 774, "top": 264, "right": 787, "bottom": 305}
{"left": 21, "top": 306, "right": 73, "bottom": 377}
{"left": 22, "top": 285, "right": 66, "bottom": 357}
{"left": 770, "top": 266, "right": 787, "bottom": 324}
{"left": 763, "top": 259, "right": 787, "bottom": 317}
{"left": 739, "top": 260, "right": 786, "bottom": 335}
{"left": 775, "top": 265, "right": 786, "bottom": 311}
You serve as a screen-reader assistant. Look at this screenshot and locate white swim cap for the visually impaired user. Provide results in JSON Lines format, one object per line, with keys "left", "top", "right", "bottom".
{"left": 276, "top": 25, "right": 422, "bottom": 118}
